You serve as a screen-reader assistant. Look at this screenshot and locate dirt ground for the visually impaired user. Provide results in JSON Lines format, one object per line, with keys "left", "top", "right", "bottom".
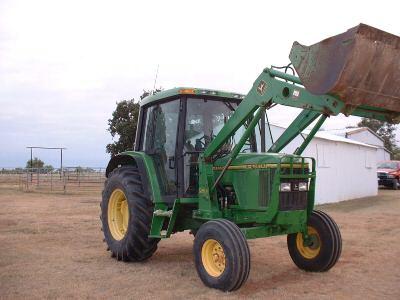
{"left": 0, "top": 188, "right": 399, "bottom": 299}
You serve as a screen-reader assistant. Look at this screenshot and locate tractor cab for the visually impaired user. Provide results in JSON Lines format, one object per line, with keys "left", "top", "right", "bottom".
{"left": 134, "top": 88, "right": 259, "bottom": 203}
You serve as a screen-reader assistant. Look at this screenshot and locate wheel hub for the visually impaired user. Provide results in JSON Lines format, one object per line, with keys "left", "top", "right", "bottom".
{"left": 107, "top": 189, "right": 129, "bottom": 241}
{"left": 201, "top": 239, "right": 226, "bottom": 277}
{"left": 296, "top": 226, "right": 321, "bottom": 259}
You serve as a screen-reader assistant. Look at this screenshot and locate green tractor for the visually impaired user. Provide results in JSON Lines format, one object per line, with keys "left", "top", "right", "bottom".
{"left": 101, "top": 24, "right": 400, "bottom": 291}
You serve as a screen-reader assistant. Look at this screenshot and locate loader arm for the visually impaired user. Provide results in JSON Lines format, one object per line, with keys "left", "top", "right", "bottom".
{"left": 205, "top": 24, "right": 400, "bottom": 160}
{"left": 204, "top": 67, "right": 399, "bottom": 160}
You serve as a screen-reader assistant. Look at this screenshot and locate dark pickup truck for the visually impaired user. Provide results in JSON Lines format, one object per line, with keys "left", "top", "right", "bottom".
{"left": 377, "top": 161, "right": 400, "bottom": 190}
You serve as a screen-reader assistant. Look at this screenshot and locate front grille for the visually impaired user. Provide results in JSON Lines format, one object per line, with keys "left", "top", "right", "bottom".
{"left": 258, "top": 169, "right": 275, "bottom": 207}
{"left": 377, "top": 172, "right": 387, "bottom": 179}
{"left": 279, "top": 168, "right": 309, "bottom": 211}
{"left": 281, "top": 167, "right": 309, "bottom": 175}
{"left": 279, "top": 191, "right": 308, "bottom": 211}
{"left": 258, "top": 167, "right": 309, "bottom": 209}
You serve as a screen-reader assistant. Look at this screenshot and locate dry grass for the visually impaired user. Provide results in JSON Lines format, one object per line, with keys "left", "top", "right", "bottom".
{"left": 0, "top": 188, "right": 399, "bottom": 299}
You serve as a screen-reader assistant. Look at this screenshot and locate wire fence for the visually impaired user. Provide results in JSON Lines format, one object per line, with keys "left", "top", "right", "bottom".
{"left": 0, "top": 167, "right": 106, "bottom": 193}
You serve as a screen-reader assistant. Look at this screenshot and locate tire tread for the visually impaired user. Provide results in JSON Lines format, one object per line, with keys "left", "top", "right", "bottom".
{"left": 287, "top": 210, "right": 342, "bottom": 272}
{"left": 193, "top": 219, "right": 250, "bottom": 292}
{"left": 101, "top": 165, "right": 159, "bottom": 262}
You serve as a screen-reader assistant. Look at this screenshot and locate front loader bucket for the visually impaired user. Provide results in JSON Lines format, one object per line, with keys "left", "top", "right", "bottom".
{"left": 290, "top": 24, "right": 400, "bottom": 113}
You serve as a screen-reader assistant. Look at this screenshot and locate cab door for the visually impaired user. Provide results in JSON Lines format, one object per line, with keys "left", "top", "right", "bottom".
{"left": 139, "top": 98, "right": 181, "bottom": 203}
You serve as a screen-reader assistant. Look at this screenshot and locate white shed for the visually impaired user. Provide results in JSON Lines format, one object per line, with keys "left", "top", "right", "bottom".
{"left": 326, "top": 127, "right": 391, "bottom": 162}
{"left": 265, "top": 125, "right": 378, "bottom": 204}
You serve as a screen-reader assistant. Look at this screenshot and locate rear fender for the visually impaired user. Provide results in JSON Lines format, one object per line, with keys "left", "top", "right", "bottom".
{"left": 105, "top": 152, "right": 162, "bottom": 204}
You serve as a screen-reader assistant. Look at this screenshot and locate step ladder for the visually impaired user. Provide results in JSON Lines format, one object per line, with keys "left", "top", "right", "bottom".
{"left": 149, "top": 201, "right": 180, "bottom": 238}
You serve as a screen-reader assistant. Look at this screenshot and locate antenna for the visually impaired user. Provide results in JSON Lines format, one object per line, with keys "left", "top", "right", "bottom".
{"left": 153, "top": 64, "right": 159, "bottom": 91}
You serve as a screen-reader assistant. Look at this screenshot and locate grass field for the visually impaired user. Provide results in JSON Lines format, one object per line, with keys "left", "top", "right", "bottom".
{"left": 0, "top": 188, "right": 399, "bottom": 299}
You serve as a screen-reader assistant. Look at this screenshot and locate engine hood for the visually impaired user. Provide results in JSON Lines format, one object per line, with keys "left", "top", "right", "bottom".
{"left": 213, "top": 153, "right": 307, "bottom": 170}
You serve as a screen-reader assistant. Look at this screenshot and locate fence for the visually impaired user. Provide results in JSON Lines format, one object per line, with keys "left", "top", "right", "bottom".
{"left": 0, "top": 167, "right": 106, "bottom": 193}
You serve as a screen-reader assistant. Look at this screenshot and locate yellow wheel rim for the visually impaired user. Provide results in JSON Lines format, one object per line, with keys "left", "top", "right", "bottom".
{"left": 201, "top": 239, "right": 226, "bottom": 277}
{"left": 296, "top": 226, "right": 321, "bottom": 259}
{"left": 108, "top": 189, "right": 129, "bottom": 240}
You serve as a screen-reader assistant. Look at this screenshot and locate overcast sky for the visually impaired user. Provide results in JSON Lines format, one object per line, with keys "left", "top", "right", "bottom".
{"left": 0, "top": 0, "right": 399, "bottom": 168}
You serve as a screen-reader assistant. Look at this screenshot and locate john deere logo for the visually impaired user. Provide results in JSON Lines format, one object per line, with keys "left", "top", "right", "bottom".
{"left": 257, "top": 80, "right": 267, "bottom": 95}
{"left": 199, "top": 187, "right": 208, "bottom": 194}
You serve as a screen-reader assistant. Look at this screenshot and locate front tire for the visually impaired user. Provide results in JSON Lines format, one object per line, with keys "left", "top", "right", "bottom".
{"left": 193, "top": 219, "right": 250, "bottom": 291}
{"left": 100, "top": 165, "right": 159, "bottom": 261}
{"left": 287, "top": 210, "right": 342, "bottom": 272}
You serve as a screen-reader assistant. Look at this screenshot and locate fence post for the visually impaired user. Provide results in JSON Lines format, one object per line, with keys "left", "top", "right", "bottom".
{"left": 26, "top": 168, "right": 29, "bottom": 190}
{"left": 63, "top": 169, "right": 66, "bottom": 194}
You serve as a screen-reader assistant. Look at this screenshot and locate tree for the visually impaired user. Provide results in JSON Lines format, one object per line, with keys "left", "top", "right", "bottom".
{"left": 106, "top": 88, "right": 162, "bottom": 157}
{"left": 44, "top": 165, "right": 54, "bottom": 171}
{"left": 26, "top": 157, "right": 44, "bottom": 169}
{"left": 358, "top": 118, "right": 400, "bottom": 159}
{"left": 393, "top": 148, "right": 400, "bottom": 160}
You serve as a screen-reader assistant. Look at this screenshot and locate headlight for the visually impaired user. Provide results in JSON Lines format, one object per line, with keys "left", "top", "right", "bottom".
{"left": 299, "top": 182, "right": 308, "bottom": 191}
{"left": 280, "top": 182, "right": 291, "bottom": 192}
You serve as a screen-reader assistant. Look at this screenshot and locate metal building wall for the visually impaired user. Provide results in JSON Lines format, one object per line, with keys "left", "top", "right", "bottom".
{"left": 347, "top": 130, "right": 391, "bottom": 162}
{"left": 349, "top": 130, "right": 383, "bottom": 147}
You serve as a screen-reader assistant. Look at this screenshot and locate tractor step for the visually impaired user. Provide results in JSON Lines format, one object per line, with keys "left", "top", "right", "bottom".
{"left": 149, "top": 200, "right": 181, "bottom": 239}
{"left": 153, "top": 209, "right": 173, "bottom": 217}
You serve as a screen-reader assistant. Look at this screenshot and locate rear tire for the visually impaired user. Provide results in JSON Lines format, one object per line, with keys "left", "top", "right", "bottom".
{"left": 100, "top": 165, "right": 159, "bottom": 261}
{"left": 193, "top": 219, "right": 250, "bottom": 291}
{"left": 287, "top": 210, "right": 342, "bottom": 272}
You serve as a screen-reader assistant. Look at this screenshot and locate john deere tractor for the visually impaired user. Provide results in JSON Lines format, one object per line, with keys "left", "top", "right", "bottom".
{"left": 101, "top": 24, "right": 400, "bottom": 291}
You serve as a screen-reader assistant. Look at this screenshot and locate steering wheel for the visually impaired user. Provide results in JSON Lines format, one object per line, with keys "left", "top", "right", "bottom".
{"left": 195, "top": 134, "right": 217, "bottom": 150}
{"left": 241, "top": 141, "right": 252, "bottom": 153}
{"left": 195, "top": 135, "right": 207, "bottom": 151}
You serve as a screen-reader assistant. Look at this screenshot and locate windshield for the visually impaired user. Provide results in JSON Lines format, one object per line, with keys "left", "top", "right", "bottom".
{"left": 377, "top": 162, "right": 398, "bottom": 170}
{"left": 185, "top": 98, "right": 256, "bottom": 154}
{"left": 184, "top": 97, "right": 256, "bottom": 195}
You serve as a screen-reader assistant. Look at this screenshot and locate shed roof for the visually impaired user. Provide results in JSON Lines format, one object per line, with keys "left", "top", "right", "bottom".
{"left": 309, "top": 130, "right": 378, "bottom": 149}
{"left": 325, "top": 127, "right": 384, "bottom": 142}
{"left": 270, "top": 123, "right": 378, "bottom": 149}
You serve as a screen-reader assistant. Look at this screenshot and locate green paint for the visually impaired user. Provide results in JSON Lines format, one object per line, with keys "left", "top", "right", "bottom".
{"left": 294, "top": 115, "right": 327, "bottom": 155}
